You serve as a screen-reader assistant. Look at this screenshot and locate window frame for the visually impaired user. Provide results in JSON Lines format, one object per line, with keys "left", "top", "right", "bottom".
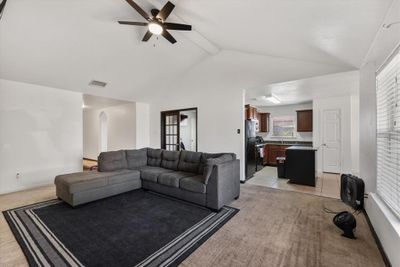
{"left": 376, "top": 46, "right": 400, "bottom": 219}
{"left": 271, "top": 116, "right": 297, "bottom": 138}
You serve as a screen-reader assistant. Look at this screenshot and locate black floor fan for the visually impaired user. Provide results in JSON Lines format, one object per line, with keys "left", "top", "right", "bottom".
{"left": 326, "top": 174, "right": 366, "bottom": 239}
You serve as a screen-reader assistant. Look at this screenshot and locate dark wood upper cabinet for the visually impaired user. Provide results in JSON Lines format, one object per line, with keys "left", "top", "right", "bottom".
{"left": 296, "top": 109, "right": 313, "bottom": 132}
{"left": 245, "top": 104, "right": 257, "bottom": 120}
{"left": 258, "top": 112, "right": 270, "bottom": 132}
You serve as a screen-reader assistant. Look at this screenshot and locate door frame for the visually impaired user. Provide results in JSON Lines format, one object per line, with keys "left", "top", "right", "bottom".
{"left": 160, "top": 107, "right": 198, "bottom": 151}
{"left": 321, "top": 108, "right": 342, "bottom": 174}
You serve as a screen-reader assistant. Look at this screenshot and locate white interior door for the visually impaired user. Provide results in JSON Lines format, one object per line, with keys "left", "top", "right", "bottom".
{"left": 322, "top": 109, "right": 341, "bottom": 173}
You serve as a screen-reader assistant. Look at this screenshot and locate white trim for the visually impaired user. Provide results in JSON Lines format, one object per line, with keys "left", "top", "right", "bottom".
{"left": 370, "top": 193, "right": 400, "bottom": 236}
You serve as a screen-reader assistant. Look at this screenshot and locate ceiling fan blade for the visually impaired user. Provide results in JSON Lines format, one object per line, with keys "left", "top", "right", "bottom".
{"left": 163, "top": 22, "right": 191, "bottom": 31}
{"left": 157, "top": 1, "right": 175, "bottom": 21}
{"left": 162, "top": 30, "right": 177, "bottom": 44}
{"left": 118, "top": 21, "right": 148, "bottom": 26}
{"left": 124, "top": 0, "right": 150, "bottom": 21}
{"left": 0, "top": 0, "right": 7, "bottom": 20}
{"left": 142, "top": 30, "right": 153, "bottom": 42}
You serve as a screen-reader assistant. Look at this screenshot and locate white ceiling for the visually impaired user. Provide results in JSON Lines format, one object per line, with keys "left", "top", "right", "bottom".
{"left": 246, "top": 70, "right": 360, "bottom": 107}
{"left": 0, "top": 0, "right": 393, "bottom": 102}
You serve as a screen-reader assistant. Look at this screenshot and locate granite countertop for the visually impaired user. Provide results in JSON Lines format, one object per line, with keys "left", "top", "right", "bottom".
{"left": 286, "top": 145, "right": 318, "bottom": 151}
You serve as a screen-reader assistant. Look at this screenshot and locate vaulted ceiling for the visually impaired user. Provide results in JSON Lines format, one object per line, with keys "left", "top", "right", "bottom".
{"left": 0, "top": 0, "right": 393, "bottom": 102}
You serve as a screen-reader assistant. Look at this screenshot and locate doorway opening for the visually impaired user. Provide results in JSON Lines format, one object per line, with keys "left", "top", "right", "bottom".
{"left": 82, "top": 94, "right": 135, "bottom": 170}
{"left": 161, "top": 108, "right": 198, "bottom": 151}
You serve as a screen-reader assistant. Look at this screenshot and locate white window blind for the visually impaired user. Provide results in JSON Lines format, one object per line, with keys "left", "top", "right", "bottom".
{"left": 376, "top": 48, "right": 400, "bottom": 218}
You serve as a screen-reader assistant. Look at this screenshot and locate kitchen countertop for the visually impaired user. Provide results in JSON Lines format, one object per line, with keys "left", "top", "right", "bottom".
{"left": 286, "top": 145, "right": 317, "bottom": 151}
{"left": 255, "top": 141, "right": 313, "bottom": 147}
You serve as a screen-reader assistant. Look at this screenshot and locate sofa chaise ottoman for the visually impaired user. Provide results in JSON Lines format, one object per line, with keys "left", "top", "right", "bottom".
{"left": 55, "top": 148, "right": 240, "bottom": 211}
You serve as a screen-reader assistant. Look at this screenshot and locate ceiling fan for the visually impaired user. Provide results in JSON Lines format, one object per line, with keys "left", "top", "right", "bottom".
{"left": 0, "top": 0, "right": 7, "bottom": 20}
{"left": 119, "top": 0, "right": 192, "bottom": 44}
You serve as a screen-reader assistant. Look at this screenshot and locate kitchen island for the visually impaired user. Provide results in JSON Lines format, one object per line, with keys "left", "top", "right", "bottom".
{"left": 285, "top": 145, "right": 317, "bottom": 186}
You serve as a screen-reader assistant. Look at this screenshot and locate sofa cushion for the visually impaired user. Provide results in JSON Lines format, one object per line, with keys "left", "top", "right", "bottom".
{"left": 107, "top": 170, "right": 141, "bottom": 185}
{"left": 161, "top": 150, "right": 181, "bottom": 170}
{"left": 137, "top": 166, "right": 173, "bottom": 183}
{"left": 55, "top": 171, "right": 109, "bottom": 194}
{"left": 147, "top": 148, "right": 163, "bottom": 167}
{"left": 178, "top": 151, "right": 202, "bottom": 173}
{"left": 158, "top": 171, "right": 197, "bottom": 188}
{"left": 98, "top": 150, "right": 128, "bottom": 172}
{"left": 180, "top": 175, "right": 207, "bottom": 194}
{"left": 126, "top": 148, "right": 148, "bottom": 169}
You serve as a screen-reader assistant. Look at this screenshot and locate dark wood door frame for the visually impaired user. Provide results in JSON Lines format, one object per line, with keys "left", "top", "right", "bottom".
{"left": 160, "top": 107, "right": 198, "bottom": 151}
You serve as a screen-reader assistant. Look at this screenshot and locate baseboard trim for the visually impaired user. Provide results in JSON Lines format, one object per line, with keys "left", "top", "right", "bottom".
{"left": 363, "top": 209, "right": 392, "bottom": 267}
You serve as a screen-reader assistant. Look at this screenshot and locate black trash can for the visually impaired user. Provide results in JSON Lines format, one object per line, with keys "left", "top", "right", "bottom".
{"left": 276, "top": 157, "right": 286, "bottom": 178}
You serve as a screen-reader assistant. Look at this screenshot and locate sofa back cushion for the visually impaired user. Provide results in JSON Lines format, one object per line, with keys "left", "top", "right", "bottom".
{"left": 126, "top": 148, "right": 148, "bottom": 169}
{"left": 178, "top": 151, "right": 202, "bottom": 173}
{"left": 161, "top": 150, "right": 181, "bottom": 170}
{"left": 147, "top": 148, "right": 163, "bottom": 166}
{"left": 98, "top": 150, "right": 127, "bottom": 172}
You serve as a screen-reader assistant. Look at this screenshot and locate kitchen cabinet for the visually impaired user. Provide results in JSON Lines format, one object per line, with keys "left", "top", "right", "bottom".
{"left": 245, "top": 105, "right": 257, "bottom": 120}
{"left": 296, "top": 110, "right": 313, "bottom": 132}
{"left": 264, "top": 144, "right": 289, "bottom": 166}
{"left": 258, "top": 113, "right": 270, "bottom": 132}
{"left": 263, "top": 145, "right": 269, "bottom": 165}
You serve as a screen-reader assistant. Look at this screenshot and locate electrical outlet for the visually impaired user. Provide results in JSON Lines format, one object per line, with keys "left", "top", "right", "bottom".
{"left": 16, "top": 173, "right": 20, "bottom": 179}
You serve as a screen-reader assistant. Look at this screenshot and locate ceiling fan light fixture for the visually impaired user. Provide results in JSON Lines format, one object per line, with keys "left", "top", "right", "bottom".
{"left": 148, "top": 22, "right": 163, "bottom": 35}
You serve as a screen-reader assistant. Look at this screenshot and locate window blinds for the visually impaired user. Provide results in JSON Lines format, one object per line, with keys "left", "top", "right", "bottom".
{"left": 376, "top": 48, "right": 400, "bottom": 218}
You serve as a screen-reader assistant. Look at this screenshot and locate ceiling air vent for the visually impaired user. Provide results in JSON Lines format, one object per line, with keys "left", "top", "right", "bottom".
{"left": 89, "top": 80, "right": 107, "bottom": 88}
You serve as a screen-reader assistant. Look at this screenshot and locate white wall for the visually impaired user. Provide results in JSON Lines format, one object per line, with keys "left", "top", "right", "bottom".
{"left": 106, "top": 104, "right": 136, "bottom": 152}
{"left": 256, "top": 102, "right": 313, "bottom": 142}
{"left": 83, "top": 102, "right": 150, "bottom": 159}
{"left": 0, "top": 79, "right": 83, "bottom": 194}
{"left": 359, "top": 0, "right": 400, "bottom": 265}
{"left": 350, "top": 94, "right": 360, "bottom": 176}
{"left": 135, "top": 103, "right": 150, "bottom": 149}
{"left": 313, "top": 96, "right": 353, "bottom": 175}
{"left": 149, "top": 90, "right": 245, "bottom": 181}
{"left": 83, "top": 103, "right": 136, "bottom": 159}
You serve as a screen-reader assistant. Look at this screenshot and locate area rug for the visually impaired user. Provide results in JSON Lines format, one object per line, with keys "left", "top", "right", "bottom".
{"left": 3, "top": 189, "right": 238, "bottom": 267}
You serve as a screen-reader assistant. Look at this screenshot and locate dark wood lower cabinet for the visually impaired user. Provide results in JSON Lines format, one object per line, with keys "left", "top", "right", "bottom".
{"left": 263, "top": 145, "right": 289, "bottom": 166}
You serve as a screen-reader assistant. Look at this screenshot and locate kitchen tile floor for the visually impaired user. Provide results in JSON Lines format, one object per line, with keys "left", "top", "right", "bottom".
{"left": 247, "top": 166, "right": 341, "bottom": 199}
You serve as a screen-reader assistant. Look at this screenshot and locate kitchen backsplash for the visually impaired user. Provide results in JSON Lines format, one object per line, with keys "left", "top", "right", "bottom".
{"left": 257, "top": 131, "right": 313, "bottom": 142}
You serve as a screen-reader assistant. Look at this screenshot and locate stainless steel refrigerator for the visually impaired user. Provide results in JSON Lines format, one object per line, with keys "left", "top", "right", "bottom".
{"left": 245, "top": 119, "right": 257, "bottom": 180}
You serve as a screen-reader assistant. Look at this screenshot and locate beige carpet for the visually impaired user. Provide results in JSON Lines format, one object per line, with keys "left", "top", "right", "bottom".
{"left": 181, "top": 184, "right": 385, "bottom": 267}
{"left": 0, "top": 184, "right": 385, "bottom": 267}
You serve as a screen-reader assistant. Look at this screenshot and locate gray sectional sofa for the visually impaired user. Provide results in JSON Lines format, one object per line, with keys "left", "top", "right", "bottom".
{"left": 55, "top": 148, "right": 240, "bottom": 211}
